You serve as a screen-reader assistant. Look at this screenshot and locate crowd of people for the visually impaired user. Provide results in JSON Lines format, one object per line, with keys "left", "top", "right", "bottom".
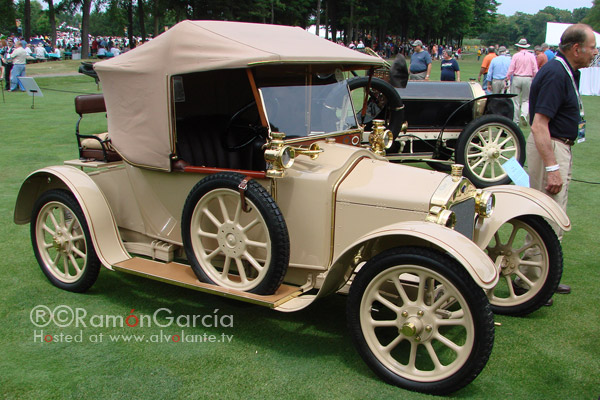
{"left": 1, "top": 31, "right": 149, "bottom": 92}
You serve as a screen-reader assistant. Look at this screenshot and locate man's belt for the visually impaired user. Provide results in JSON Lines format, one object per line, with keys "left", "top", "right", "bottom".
{"left": 514, "top": 74, "right": 533, "bottom": 77}
{"left": 410, "top": 70, "right": 426, "bottom": 74}
{"left": 552, "top": 137, "right": 575, "bottom": 146}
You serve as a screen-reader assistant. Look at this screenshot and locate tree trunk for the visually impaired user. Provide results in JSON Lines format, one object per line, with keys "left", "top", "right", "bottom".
{"left": 138, "top": 0, "right": 146, "bottom": 43}
{"left": 47, "top": 0, "right": 56, "bottom": 47}
{"left": 315, "top": 0, "right": 321, "bottom": 37}
{"left": 153, "top": 1, "right": 159, "bottom": 37}
{"left": 128, "top": 0, "right": 134, "bottom": 48}
{"left": 346, "top": 0, "right": 353, "bottom": 45}
{"left": 80, "top": 0, "right": 91, "bottom": 57}
{"left": 24, "top": 0, "right": 31, "bottom": 41}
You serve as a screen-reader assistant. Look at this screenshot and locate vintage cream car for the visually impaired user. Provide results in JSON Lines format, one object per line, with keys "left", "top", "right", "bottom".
{"left": 14, "top": 21, "right": 569, "bottom": 394}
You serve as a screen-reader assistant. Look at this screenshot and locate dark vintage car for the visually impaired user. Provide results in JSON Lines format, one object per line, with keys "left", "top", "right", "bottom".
{"left": 350, "top": 73, "right": 524, "bottom": 188}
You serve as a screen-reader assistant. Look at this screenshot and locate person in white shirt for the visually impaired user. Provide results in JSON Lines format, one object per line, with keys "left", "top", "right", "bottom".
{"left": 9, "top": 41, "right": 28, "bottom": 91}
{"left": 35, "top": 43, "right": 48, "bottom": 59}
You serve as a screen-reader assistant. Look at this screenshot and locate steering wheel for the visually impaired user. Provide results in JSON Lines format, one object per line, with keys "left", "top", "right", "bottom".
{"left": 222, "top": 101, "right": 266, "bottom": 151}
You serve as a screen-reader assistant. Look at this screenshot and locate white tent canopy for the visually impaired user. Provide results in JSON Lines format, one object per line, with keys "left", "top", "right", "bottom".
{"left": 545, "top": 22, "right": 600, "bottom": 47}
{"left": 544, "top": 22, "right": 600, "bottom": 96}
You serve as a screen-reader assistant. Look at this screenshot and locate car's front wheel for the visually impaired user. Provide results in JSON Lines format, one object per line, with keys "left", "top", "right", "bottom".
{"left": 485, "top": 215, "right": 562, "bottom": 316}
{"left": 347, "top": 247, "right": 494, "bottom": 395}
{"left": 31, "top": 189, "right": 101, "bottom": 292}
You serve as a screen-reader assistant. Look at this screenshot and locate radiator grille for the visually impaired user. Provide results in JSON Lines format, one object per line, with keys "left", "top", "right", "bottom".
{"left": 450, "top": 198, "right": 476, "bottom": 239}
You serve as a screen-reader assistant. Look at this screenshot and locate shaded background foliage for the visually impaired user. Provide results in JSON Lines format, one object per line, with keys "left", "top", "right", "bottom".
{"left": 0, "top": 0, "right": 598, "bottom": 54}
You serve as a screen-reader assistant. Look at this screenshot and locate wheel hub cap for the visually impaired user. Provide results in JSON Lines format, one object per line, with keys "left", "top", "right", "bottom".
{"left": 218, "top": 223, "right": 246, "bottom": 257}
{"left": 52, "top": 231, "right": 70, "bottom": 253}
{"left": 398, "top": 308, "right": 434, "bottom": 341}
{"left": 485, "top": 145, "right": 500, "bottom": 160}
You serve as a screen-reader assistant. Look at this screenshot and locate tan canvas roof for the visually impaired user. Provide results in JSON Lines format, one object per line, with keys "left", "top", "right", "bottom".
{"left": 94, "top": 20, "right": 383, "bottom": 170}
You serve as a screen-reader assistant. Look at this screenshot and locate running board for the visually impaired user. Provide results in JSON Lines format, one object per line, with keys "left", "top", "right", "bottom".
{"left": 113, "top": 257, "right": 303, "bottom": 308}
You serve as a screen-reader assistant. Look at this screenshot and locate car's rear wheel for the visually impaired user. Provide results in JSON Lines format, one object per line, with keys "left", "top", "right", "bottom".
{"left": 347, "top": 247, "right": 494, "bottom": 395}
{"left": 31, "top": 189, "right": 100, "bottom": 292}
{"left": 182, "top": 172, "right": 289, "bottom": 294}
{"left": 485, "top": 215, "right": 562, "bottom": 316}
{"left": 455, "top": 115, "right": 525, "bottom": 188}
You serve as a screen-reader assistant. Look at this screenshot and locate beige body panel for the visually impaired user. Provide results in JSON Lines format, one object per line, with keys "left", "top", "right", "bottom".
{"left": 90, "top": 164, "right": 274, "bottom": 246}
{"left": 473, "top": 185, "right": 571, "bottom": 249}
{"left": 14, "top": 166, "right": 130, "bottom": 268}
{"left": 275, "top": 142, "right": 378, "bottom": 270}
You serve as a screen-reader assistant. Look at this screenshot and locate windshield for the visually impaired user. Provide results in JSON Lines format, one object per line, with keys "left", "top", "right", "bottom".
{"left": 259, "top": 81, "right": 358, "bottom": 138}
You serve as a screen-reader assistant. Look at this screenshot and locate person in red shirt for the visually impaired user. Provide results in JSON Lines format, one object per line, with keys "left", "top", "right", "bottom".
{"left": 506, "top": 38, "right": 538, "bottom": 126}
{"left": 535, "top": 45, "right": 548, "bottom": 69}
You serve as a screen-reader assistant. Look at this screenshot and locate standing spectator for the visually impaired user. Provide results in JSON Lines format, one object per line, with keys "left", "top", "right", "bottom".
{"left": 487, "top": 46, "right": 511, "bottom": 93}
{"left": 477, "top": 47, "right": 482, "bottom": 61}
{"left": 535, "top": 45, "right": 548, "bottom": 69}
{"left": 9, "top": 40, "right": 27, "bottom": 91}
{"left": 506, "top": 38, "right": 538, "bottom": 126}
{"left": 91, "top": 37, "right": 99, "bottom": 56}
{"left": 440, "top": 50, "right": 460, "bottom": 81}
{"left": 408, "top": 40, "right": 432, "bottom": 80}
{"left": 1, "top": 38, "right": 15, "bottom": 90}
{"left": 526, "top": 24, "right": 598, "bottom": 299}
{"left": 478, "top": 46, "right": 496, "bottom": 94}
{"left": 542, "top": 43, "right": 555, "bottom": 61}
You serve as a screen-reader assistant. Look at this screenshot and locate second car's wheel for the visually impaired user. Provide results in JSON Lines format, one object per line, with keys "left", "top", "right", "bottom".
{"left": 182, "top": 172, "right": 289, "bottom": 295}
{"left": 347, "top": 247, "right": 494, "bottom": 395}
{"left": 455, "top": 115, "right": 525, "bottom": 188}
{"left": 31, "top": 189, "right": 101, "bottom": 293}
{"left": 348, "top": 76, "right": 404, "bottom": 153}
{"left": 485, "top": 215, "right": 562, "bottom": 316}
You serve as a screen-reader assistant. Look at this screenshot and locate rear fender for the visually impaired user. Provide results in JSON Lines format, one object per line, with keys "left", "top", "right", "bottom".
{"left": 14, "top": 166, "right": 130, "bottom": 269}
{"left": 474, "top": 185, "right": 570, "bottom": 249}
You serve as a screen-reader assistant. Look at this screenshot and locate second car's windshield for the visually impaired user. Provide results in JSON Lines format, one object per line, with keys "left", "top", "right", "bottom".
{"left": 259, "top": 81, "right": 357, "bottom": 138}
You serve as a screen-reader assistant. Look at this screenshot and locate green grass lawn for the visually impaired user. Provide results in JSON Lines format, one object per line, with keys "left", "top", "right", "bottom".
{"left": 0, "top": 61, "right": 599, "bottom": 399}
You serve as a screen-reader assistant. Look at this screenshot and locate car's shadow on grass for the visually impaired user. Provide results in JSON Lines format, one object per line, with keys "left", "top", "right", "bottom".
{"left": 92, "top": 265, "right": 367, "bottom": 364}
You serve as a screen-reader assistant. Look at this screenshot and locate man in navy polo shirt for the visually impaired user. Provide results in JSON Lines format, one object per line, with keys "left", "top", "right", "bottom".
{"left": 527, "top": 23, "right": 598, "bottom": 297}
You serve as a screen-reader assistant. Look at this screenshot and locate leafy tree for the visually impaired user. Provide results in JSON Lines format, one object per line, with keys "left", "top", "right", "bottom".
{"left": 0, "top": 0, "right": 17, "bottom": 35}
{"left": 469, "top": 0, "right": 498, "bottom": 36}
{"left": 583, "top": 0, "right": 600, "bottom": 31}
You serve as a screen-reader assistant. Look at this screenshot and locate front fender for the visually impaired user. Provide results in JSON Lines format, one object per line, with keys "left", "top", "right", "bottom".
{"left": 473, "top": 185, "right": 570, "bottom": 249}
{"left": 14, "top": 166, "right": 130, "bottom": 269}
{"left": 325, "top": 221, "right": 499, "bottom": 295}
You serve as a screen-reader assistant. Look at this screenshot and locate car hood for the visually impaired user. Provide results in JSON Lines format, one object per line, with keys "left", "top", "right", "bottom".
{"left": 336, "top": 158, "right": 447, "bottom": 213}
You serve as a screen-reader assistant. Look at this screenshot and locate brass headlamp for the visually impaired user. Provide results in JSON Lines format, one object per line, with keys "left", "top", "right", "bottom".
{"left": 475, "top": 189, "right": 495, "bottom": 218}
{"left": 426, "top": 206, "right": 457, "bottom": 229}
{"left": 265, "top": 132, "right": 295, "bottom": 178}
{"left": 369, "top": 119, "right": 394, "bottom": 156}
{"left": 265, "top": 133, "right": 323, "bottom": 178}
